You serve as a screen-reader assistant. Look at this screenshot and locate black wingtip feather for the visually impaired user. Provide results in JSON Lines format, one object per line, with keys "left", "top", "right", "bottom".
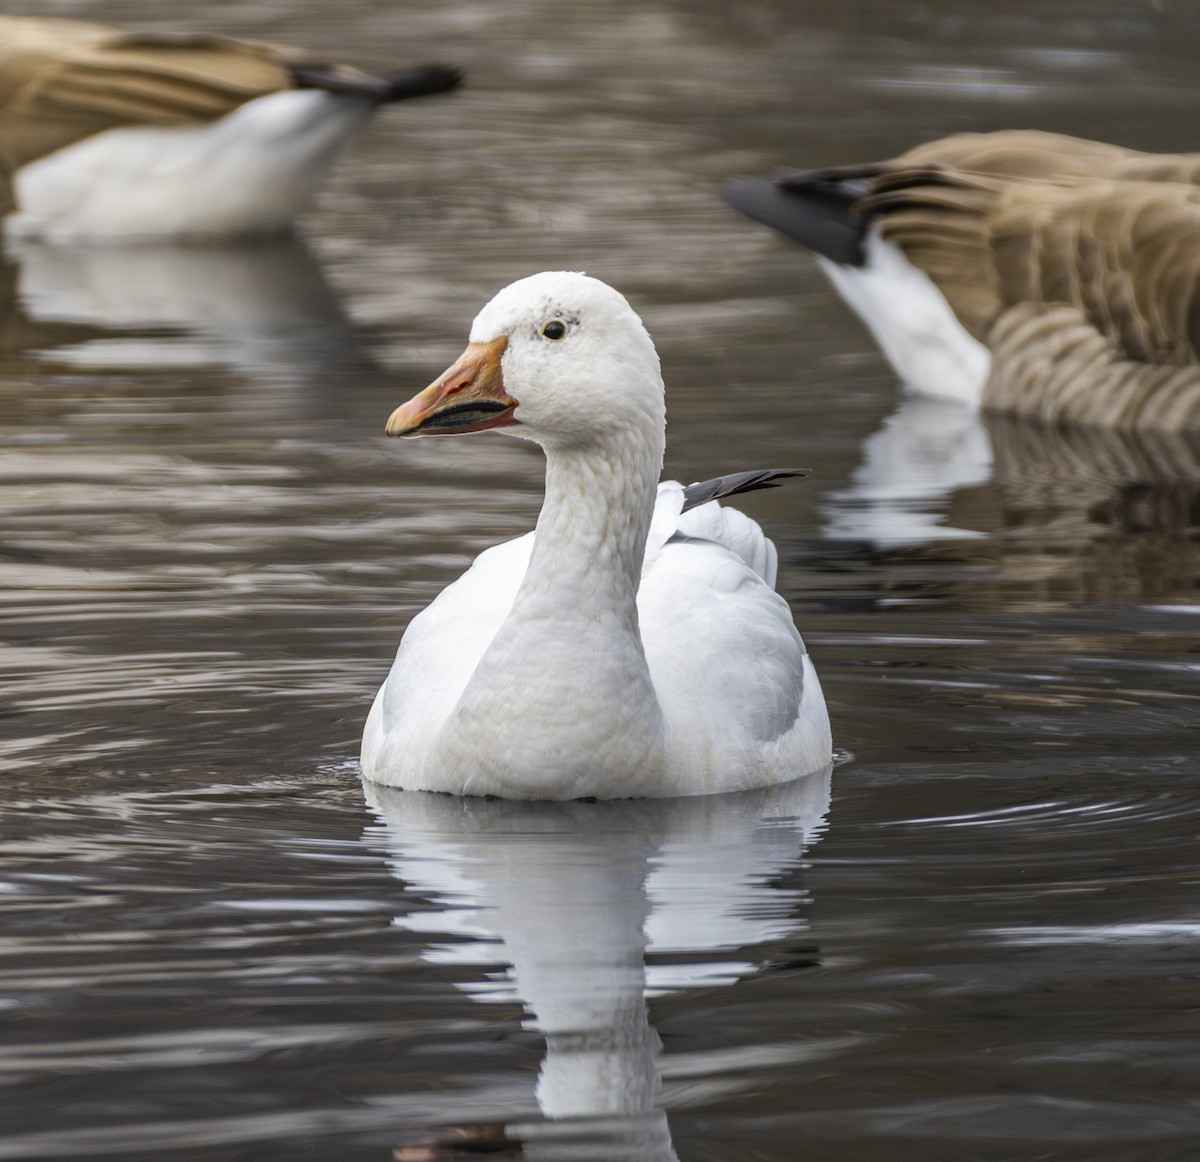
{"left": 378, "top": 64, "right": 464, "bottom": 102}
{"left": 289, "top": 62, "right": 463, "bottom": 102}
{"left": 721, "top": 174, "right": 869, "bottom": 267}
{"left": 681, "top": 468, "right": 808, "bottom": 513}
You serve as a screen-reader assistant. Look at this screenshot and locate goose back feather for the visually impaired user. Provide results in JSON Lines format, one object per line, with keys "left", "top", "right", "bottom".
{"left": 680, "top": 467, "right": 805, "bottom": 512}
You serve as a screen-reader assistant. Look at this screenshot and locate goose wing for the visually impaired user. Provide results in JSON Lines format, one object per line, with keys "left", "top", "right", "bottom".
{"left": 861, "top": 160, "right": 1200, "bottom": 426}
{"left": 856, "top": 134, "right": 1200, "bottom": 346}
{"left": 639, "top": 479, "right": 824, "bottom": 780}
{"left": 361, "top": 531, "right": 534, "bottom": 769}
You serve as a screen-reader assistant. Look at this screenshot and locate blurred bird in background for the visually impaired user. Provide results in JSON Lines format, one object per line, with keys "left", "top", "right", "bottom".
{"left": 725, "top": 131, "right": 1200, "bottom": 431}
{"left": 0, "top": 15, "right": 461, "bottom": 240}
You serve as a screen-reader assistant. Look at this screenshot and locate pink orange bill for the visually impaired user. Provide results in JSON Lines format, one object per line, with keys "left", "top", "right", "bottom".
{"left": 386, "top": 336, "right": 518, "bottom": 437}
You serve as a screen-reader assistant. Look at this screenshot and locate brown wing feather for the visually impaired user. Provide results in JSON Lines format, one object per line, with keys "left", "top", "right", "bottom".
{"left": 990, "top": 180, "right": 1200, "bottom": 364}
{"left": 895, "top": 130, "right": 1144, "bottom": 182}
{"left": 0, "top": 18, "right": 293, "bottom": 182}
{"left": 841, "top": 132, "right": 1200, "bottom": 426}
{"left": 0, "top": 16, "right": 456, "bottom": 183}
{"left": 735, "top": 129, "right": 1200, "bottom": 428}
{"left": 979, "top": 182, "right": 1200, "bottom": 426}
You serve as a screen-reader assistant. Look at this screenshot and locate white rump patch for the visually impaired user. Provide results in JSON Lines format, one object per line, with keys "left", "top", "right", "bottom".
{"left": 8, "top": 89, "right": 372, "bottom": 241}
{"left": 819, "top": 231, "right": 991, "bottom": 406}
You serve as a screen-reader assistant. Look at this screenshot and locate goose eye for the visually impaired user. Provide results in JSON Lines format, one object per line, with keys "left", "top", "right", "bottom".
{"left": 539, "top": 319, "right": 568, "bottom": 341}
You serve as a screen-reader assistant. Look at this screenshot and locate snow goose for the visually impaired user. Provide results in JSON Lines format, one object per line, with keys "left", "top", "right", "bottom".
{"left": 0, "top": 15, "right": 460, "bottom": 240}
{"left": 723, "top": 130, "right": 1200, "bottom": 430}
{"left": 361, "top": 271, "right": 831, "bottom": 800}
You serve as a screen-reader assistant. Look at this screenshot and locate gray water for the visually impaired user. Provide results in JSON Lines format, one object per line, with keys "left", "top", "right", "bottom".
{"left": 2, "top": 1, "right": 1199, "bottom": 1159}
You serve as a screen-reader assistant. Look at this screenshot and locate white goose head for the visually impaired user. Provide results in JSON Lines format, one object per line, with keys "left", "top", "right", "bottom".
{"left": 386, "top": 271, "right": 665, "bottom": 452}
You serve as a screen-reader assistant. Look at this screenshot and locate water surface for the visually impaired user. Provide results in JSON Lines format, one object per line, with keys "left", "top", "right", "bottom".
{"left": 2, "top": 1, "right": 1199, "bottom": 1158}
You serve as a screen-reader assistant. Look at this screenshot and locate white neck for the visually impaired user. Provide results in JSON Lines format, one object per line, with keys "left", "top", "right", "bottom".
{"left": 529, "top": 425, "right": 661, "bottom": 612}
{"left": 437, "top": 419, "right": 667, "bottom": 798}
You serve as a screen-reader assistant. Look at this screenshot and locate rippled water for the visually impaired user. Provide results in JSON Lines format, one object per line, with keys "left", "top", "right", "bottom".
{"left": 3, "top": 1, "right": 1199, "bottom": 1159}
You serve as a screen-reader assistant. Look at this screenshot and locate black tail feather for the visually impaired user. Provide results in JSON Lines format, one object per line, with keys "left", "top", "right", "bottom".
{"left": 378, "top": 64, "right": 463, "bottom": 103}
{"left": 289, "top": 62, "right": 462, "bottom": 103}
{"left": 682, "top": 468, "right": 807, "bottom": 513}
{"left": 721, "top": 172, "right": 871, "bottom": 266}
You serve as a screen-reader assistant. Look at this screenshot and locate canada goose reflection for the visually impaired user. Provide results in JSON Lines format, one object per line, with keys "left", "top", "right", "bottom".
{"left": 823, "top": 394, "right": 993, "bottom": 546}
{"left": 364, "top": 770, "right": 831, "bottom": 1160}
{"left": 985, "top": 417, "right": 1200, "bottom": 602}
{"left": 4, "top": 236, "right": 380, "bottom": 409}
{"left": 824, "top": 395, "right": 1200, "bottom": 600}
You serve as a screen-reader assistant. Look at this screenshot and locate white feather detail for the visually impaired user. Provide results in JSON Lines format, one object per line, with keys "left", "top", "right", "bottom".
{"left": 819, "top": 230, "right": 991, "bottom": 405}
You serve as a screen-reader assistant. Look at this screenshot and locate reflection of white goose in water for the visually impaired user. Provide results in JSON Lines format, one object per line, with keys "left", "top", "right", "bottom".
{"left": 364, "top": 769, "right": 832, "bottom": 1160}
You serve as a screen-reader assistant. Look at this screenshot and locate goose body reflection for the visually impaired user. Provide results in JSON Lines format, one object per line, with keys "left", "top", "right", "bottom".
{"left": 823, "top": 395, "right": 993, "bottom": 546}
{"left": 724, "top": 130, "right": 1200, "bottom": 429}
{"left": 0, "top": 16, "right": 460, "bottom": 240}
{"left": 823, "top": 391, "right": 1200, "bottom": 602}
{"left": 3, "top": 236, "right": 380, "bottom": 412}
{"left": 363, "top": 272, "right": 831, "bottom": 799}
{"left": 365, "top": 768, "right": 831, "bottom": 1159}
{"left": 983, "top": 419, "right": 1200, "bottom": 602}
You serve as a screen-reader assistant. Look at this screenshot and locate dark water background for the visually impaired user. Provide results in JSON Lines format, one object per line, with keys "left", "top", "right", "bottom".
{"left": 2, "top": 1, "right": 1199, "bottom": 1158}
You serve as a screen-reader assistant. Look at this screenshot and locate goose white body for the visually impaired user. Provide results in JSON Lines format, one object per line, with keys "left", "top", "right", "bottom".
{"left": 363, "top": 482, "right": 829, "bottom": 798}
{"left": 361, "top": 272, "right": 832, "bottom": 800}
{"left": 7, "top": 90, "right": 371, "bottom": 242}
{"left": 818, "top": 231, "right": 991, "bottom": 406}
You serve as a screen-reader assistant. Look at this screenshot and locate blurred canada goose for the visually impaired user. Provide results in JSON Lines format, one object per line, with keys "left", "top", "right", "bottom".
{"left": 0, "top": 15, "right": 461, "bottom": 240}
{"left": 723, "top": 130, "right": 1200, "bottom": 431}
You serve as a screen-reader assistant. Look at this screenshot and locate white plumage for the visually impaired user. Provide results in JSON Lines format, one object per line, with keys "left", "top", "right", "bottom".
{"left": 816, "top": 231, "right": 991, "bottom": 407}
{"left": 361, "top": 271, "right": 832, "bottom": 799}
